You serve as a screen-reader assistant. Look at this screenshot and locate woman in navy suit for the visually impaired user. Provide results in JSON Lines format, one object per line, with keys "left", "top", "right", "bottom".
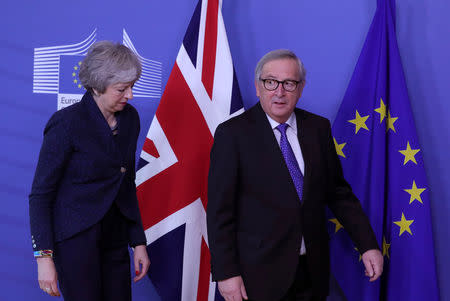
{"left": 29, "top": 41, "right": 150, "bottom": 300}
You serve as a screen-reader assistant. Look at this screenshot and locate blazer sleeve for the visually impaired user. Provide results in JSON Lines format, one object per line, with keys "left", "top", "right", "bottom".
{"left": 29, "top": 112, "right": 72, "bottom": 251}
{"left": 127, "top": 110, "right": 147, "bottom": 247}
{"left": 128, "top": 182, "right": 147, "bottom": 248}
{"left": 128, "top": 170, "right": 147, "bottom": 247}
{"left": 324, "top": 120, "right": 380, "bottom": 254}
{"left": 207, "top": 123, "right": 241, "bottom": 281}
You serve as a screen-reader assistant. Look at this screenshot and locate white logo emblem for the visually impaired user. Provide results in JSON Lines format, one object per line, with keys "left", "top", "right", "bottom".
{"left": 33, "top": 28, "right": 162, "bottom": 110}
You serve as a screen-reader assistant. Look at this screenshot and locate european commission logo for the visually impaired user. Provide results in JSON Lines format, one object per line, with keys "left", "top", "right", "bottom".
{"left": 33, "top": 28, "right": 162, "bottom": 110}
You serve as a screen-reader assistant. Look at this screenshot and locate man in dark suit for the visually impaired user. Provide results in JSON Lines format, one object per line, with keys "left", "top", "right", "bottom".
{"left": 207, "top": 49, "right": 383, "bottom": 301}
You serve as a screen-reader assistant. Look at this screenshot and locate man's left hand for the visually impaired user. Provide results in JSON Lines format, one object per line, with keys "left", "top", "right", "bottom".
{"left": 361, "top": 249, "right": 383, "bottom": 282}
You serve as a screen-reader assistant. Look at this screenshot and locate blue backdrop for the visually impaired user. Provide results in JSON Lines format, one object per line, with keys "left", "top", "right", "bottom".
{"left": 1, "top": 0, "right": 448, "bottom": 300}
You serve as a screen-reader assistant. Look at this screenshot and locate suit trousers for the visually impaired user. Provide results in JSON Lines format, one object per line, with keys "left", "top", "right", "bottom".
{"left": 248, "top": 256, "right": 326, "bottom": 301}
{"left": 279, "top": 255, "right": 327, "bottom": 301}
{"left": 54, "top": 203, "right": 131, "bottom": 301}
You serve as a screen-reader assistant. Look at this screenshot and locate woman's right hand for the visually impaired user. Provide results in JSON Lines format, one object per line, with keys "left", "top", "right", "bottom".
{"left": 37, "top": 257, "right": 61, "bottom": 297}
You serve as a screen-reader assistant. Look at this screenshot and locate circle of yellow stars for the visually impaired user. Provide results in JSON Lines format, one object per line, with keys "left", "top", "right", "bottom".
{"left": 329, "top": 96, "right": 427, "bottom": 262}
{"left": 72, "top": 61, "right": 84, "bottom": 89}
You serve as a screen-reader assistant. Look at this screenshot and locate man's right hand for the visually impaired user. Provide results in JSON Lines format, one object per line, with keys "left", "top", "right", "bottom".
{"left": 218, "top": 275, "right": 248, "bottom": 301}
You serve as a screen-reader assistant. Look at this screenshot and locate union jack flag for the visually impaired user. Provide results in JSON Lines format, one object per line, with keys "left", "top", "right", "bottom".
{"left": 136, "top": 0, "right": 244, "bottom": 300}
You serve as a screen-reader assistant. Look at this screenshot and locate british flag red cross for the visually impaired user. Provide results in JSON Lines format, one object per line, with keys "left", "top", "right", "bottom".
{"left": 136, "top": 0, "right": 244, "bottom": 300}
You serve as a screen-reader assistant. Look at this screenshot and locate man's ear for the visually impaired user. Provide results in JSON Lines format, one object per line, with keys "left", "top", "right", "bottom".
{"left": 298, "top": 79, "right": 306, "bottom": 93}
{"left": 255, "top": 80, "right": 260, "bottom": 98}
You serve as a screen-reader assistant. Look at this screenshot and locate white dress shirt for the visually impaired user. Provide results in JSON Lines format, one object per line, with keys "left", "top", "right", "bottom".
{"left": 266, "top": 112, "right": 306, "bottom": 255}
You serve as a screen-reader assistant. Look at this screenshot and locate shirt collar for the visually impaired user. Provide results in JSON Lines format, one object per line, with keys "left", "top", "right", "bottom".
{"left": 266, "top": 112, "right": 297, "bottom": 135}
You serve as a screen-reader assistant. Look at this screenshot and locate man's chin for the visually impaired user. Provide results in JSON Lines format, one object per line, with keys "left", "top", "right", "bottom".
{"left": 270, "top": 112, "right": 291, "bottom": 123}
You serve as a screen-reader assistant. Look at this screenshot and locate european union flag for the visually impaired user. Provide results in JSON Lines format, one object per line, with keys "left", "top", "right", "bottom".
{"left": 328, "top": 0, "right": 439, "bottom": 300}
{"left": 59, "top": 55, "right": 85, "bottom": 94}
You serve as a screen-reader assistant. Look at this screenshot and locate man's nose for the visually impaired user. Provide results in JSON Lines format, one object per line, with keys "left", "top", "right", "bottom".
{"left": 274, "top": 84, "right": 286, "bottom": 96}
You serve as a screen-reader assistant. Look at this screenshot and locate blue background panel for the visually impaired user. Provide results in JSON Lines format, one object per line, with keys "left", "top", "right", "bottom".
{"left": 0, "top": 0, "right": 448, "bottom": 300}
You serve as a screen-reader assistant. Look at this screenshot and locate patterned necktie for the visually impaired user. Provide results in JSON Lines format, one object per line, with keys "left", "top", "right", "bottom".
{"left": 276, "top": 123, "right": 304, "bottom": 202}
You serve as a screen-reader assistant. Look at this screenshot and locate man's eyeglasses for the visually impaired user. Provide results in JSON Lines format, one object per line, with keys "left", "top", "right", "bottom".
{"left": 259, "top": 78, "right": 301, "bottom": 92}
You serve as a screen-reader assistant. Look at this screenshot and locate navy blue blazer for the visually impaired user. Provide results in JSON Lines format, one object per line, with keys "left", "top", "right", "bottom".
{"left": 29, "top": 92, "right": 146, "bottom": 252}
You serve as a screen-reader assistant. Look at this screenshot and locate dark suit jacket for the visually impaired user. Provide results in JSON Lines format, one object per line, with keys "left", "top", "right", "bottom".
{"left": 207, "top": 103, "right": 379, "bottom": 301}
{"left": 29, "top": 92, "right": 146, "bottom": 252}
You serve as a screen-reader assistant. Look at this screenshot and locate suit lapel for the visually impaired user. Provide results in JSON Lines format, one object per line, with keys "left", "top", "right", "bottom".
{"left": 295, "top": 109, "right": 312, "bottom": 202}
{"left": 248, "top": 103, "right": 281, "bottom": 158}
{"left": 115, "top": 110, "right": 133, "bottom": 162}
{"left": 81, "top": 92, "right": 120, "bottom": 159}
{"left": 249, "top": 103, "right": 300, "bottom": 204}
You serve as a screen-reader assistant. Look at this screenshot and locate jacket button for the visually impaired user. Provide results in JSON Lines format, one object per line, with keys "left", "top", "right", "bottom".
{"left": 120, "top": 167, "right": 126, "bottom": 173}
